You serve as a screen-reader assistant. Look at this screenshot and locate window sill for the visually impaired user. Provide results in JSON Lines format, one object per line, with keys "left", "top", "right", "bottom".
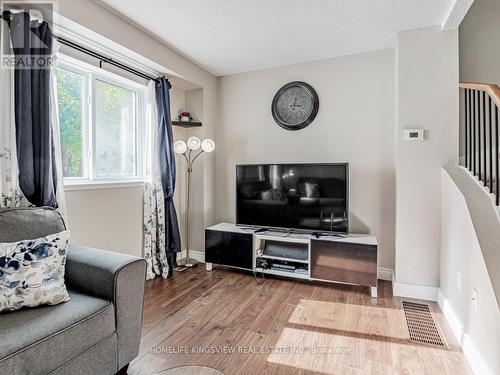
{"left": 64, "top": 180, "right": 145, "bottom": 191}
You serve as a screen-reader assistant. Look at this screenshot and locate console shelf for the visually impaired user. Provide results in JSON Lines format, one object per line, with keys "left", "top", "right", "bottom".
{"left": 254, "top": 233, "right": 310, "bottom": 244}
{"left": 257, "top": 254, "right": 309, "bottom": 264}
{"left": 205, "top": 222, "right": 378, "bottom": 297}
{"left": 255, "top": 268, "right": 309, "bottom": 280}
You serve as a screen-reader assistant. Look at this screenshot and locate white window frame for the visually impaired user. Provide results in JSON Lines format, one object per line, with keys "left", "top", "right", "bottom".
{"left": 57, "top": 54, "right": 146, "bottom": 189}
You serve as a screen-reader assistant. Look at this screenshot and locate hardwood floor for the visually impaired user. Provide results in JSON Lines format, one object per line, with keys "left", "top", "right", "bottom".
{"left": 128, "top": 266, "right": 472, "bottom": 375}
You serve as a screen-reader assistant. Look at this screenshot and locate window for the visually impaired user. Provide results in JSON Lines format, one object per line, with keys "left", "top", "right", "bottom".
{"left": 57, "top": 67, "right": 85, "bottom": 178}
{"left": 56, "top": 55, "right": 145, "bottom": 185}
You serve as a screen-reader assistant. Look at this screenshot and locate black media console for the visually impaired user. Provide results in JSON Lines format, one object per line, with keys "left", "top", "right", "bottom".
{"left": 205, "top": 223, "right": 378, "bottom": 297}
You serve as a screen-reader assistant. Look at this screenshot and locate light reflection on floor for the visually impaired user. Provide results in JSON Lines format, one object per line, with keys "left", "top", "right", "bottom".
{"left": 266, "top": 299, "right": 468, "bottom": 374}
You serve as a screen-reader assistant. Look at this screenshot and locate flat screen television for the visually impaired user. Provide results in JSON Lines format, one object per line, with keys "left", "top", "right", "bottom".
{"left": 236, "top": 163, "right": 348, "bottom": 233}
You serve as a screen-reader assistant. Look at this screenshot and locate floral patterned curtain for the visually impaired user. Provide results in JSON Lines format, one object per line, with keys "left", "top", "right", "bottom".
{"left": 0, "top": 51, "right": 29, "bottom": 208}
{"left": 143, "top": 80, "right": 168, "bottom": 279}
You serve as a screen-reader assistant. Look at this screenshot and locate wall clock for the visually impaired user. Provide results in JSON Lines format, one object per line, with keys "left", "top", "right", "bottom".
{"left": 271, "top": 81, "right": 319, "bottom": 131}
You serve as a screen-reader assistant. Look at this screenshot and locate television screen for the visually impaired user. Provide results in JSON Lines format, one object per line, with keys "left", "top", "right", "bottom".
{"left": 236, "top": 163, "right": 348, "bottom": 232}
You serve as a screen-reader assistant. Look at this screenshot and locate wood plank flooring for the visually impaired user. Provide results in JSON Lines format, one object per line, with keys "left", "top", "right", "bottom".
{"left": 128, "top": 266, "right": 472, "bottom": 375}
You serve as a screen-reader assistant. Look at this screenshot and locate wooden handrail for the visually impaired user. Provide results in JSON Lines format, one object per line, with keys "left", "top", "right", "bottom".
{"left": 460, "top": 82, "right": 500, "bottom": 109}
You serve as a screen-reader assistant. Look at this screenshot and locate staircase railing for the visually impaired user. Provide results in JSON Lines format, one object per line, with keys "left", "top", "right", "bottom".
{"left": 460, "top": 82, "right": 500, "bottom": 205}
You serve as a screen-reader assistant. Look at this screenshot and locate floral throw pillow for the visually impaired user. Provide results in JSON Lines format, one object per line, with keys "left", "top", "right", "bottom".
{"left": 0, "top": 231, "right": 71, "bottom": 313}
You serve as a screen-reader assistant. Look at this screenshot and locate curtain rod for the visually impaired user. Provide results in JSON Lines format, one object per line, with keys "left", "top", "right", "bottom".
{"left": 55, "top": 36, "right": 159, "bottom": 83}
{"left": 0, "top": 11, "right": 160, "bottom": 83}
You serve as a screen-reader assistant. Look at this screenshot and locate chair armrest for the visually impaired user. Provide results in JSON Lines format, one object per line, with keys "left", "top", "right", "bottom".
{"left": 65, "top": 244, "right": 147, "bottom": 369}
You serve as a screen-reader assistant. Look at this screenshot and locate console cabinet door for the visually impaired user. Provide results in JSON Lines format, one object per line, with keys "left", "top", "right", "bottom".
{"left": 310, "top": 239, "right": 377, "bottom": 287}
{"left": 205, "top": 230, "right": 253, "bottom": 270}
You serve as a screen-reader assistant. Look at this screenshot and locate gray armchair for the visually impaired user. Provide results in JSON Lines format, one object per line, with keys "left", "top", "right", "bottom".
{"left": 0, "top": 207, "right": 146, "bottom": 375}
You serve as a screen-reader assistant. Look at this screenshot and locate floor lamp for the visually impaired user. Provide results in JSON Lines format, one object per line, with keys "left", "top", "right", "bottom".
{"left": 174, "top": 136, "right": 215, "bottom": 267}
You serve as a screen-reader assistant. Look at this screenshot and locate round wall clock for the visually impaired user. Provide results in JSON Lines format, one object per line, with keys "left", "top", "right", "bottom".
{"left": 271, "top": 81, "right": 319, "bottom": 131}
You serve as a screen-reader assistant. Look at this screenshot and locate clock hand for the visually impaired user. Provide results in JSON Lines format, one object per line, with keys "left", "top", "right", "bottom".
{"left": 290, "top": 97, "right": 300, "bottom": 110}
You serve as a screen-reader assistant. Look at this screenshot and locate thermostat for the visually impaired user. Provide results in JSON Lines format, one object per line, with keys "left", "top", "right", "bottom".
{"left": 403, "top": 129, "right": 424, "bottom": 141}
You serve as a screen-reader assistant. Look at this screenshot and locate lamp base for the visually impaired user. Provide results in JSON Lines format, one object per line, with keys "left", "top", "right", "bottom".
{"left": 176, "top": 257, "right": 199, "bottom": 268}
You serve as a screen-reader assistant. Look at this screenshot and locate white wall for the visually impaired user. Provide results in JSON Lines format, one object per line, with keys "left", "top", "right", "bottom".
{"left": 440, "top": 168, "right": 500, "bottom": 375}
{"left": 65, "top": 186, "right": 143, "bottom": 256}
{"left": 216, "top": 49, "right": 396, "bottom": 269}
{"left": 460, "top": 0, "right": 500, "bottom": 85}
{"left": 394, "top": 27, "right": 459, "bottom": 293}
{"left": 57, "top": 0, "right": 217, "bottom": 257}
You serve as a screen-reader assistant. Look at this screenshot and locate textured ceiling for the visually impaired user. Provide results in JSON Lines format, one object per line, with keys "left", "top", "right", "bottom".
{"left": 98, "top": 0, "right": 460, "bottom": 76}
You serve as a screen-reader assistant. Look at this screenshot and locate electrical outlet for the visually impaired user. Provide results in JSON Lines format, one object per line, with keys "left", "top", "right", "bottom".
{"left": 472, "top": 288, "right": 478, "bottom": 311}
{"left": 456, "top": 271, "right": 463, "bottom": 292}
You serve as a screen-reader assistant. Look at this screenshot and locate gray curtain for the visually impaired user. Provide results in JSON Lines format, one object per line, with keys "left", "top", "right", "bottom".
{"left": 155, "top": 77, "right": 181, "bottom": 270}
{"left": 7, "top": 11, "right": 58, "bottom": 208}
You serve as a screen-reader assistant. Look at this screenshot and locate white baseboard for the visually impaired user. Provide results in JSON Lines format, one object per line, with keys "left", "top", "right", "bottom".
{"left": 177, "top": 249, "right": 205, "bottom": 263}
{"left": 377, "top": 267, "right": 393, "bottom": 281}
{"left": 437, "top": 290, "right": 493, "bottom": 375}
{"left": 393, "top": 281, "right": 439, "bottom": 301}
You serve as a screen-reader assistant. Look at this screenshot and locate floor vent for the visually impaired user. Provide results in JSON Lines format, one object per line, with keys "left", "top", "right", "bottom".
{"left": 402, "top": 301, "right": 445, "bottom": 347}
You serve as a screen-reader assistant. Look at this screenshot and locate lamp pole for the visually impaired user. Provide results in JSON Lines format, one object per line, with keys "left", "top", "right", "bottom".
{"left": 174, "top": 137, "right": 215, "bottom": 269}
{"left": 178, "top": 149, "right": 204, "bottom": 267}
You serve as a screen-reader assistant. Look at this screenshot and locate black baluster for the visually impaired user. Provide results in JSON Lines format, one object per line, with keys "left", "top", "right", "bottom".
{"left": 465, "top": 90, "right": 469, "bottom": 169}
{"left": 483, "top": 92, "right": 487, "bottom": 184}
{"left": 473, "top": 90, "right": 476, "bottom": 175}
{"left": 496, "top": 107, "right": 499, "bottom": 206}
{"left": 489, "top": 97, "right": 493, "bottom": 193}
{"left": 469, "top": 89, "right": 473, "bottom": 171}
{"left": 479, "top": 92, "right": 482, "bottom": 181}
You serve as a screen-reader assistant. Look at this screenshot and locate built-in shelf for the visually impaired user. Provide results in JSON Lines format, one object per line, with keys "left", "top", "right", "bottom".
{"left": 172, "top": 121, "right": 202, "bottom": 128}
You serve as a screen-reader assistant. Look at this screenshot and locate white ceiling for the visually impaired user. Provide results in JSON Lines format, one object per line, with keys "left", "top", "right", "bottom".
{"left": 98, "top": 0, "right": 467, "bottom": 76}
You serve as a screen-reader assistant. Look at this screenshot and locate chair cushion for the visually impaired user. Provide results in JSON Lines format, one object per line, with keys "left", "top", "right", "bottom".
{"left": 0, "top": 207, "right": 66, "bottom": 243}
{"left": 0, "top": 289, "right": 115, "bottom": 375}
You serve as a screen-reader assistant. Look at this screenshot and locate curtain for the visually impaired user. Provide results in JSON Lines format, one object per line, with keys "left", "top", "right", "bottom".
{"left": 143, "top": 77, "right": 182, "bottom": 278}
{"left": 144, "top": 81, "right": 168, "bottom": 279}
{"left": 144, "top": 77, "right": 182, "bottom": 278}
{"left": 8, "top": 12, "right": 59, "bottom": 208}
{"left": 0, "top": 42, "right": 28, "bottom": 207}
{"left": 155, "top": 77, "right": 181, "bottom": 271}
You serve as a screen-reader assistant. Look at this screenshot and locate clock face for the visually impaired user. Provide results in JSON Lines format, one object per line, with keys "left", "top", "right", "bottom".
{"left": 272, "top": 81, "right": 319, "bottom": 131}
